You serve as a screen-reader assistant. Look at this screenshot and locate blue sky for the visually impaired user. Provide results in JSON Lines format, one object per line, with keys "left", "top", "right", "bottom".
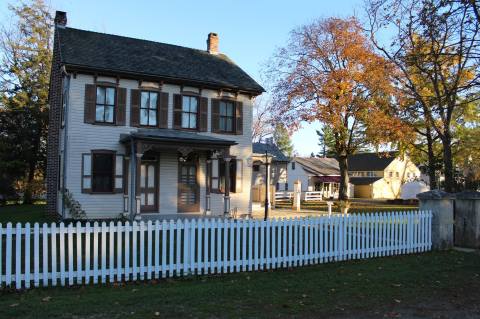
{"left": 1, "top": 0, "right": 364, "bottom": 155}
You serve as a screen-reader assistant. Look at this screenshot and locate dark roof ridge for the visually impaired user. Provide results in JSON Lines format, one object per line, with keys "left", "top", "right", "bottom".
{"left": 62, "top": 26, "right": 219, "bottom": 57}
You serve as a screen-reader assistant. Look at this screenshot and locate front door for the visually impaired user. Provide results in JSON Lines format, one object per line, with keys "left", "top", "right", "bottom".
{"left": 178, "top": 157, "right": 199, "bottom": 213}
{"left": 140, "top": 158, "right": 158, "bottom": 212}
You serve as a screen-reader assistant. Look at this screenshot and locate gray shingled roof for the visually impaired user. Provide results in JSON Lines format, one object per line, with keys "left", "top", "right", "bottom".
{"left": 57, "top": 27, "right": 264, "bottom": 94}
{"left": 348, "top": 152, "right": 397, "bottom": 171}
{"left": 252, "top": 143, "right": 290, "bottom": 162}
{"left": 349, "top": 177, "right": 382, "bottom": 185}
{"left": 295, "top": 157, "right": 340, "bottom": 176}
{"left": 120, "top": 128, "right": 237, "bottom": 146}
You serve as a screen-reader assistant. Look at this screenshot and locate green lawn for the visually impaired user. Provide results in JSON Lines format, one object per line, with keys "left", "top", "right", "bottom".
{"left": 276, "top": 200, "right": 418, "bottom": 213}
{"left": 0, "top": 250, "right": 478, "bottom": 318}
{"left": 0, "top": 204, "right": 52, "bottom": 224}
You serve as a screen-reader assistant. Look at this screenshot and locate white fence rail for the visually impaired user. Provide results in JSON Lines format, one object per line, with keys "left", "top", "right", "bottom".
{"left": 275, "top": 191, "right": 293, "bottom": 202}
{"left": 304, "top": 191, "right": 323, "bottom": 201}
{"left": 0, "top": 211, "right": 431, "bottom": 289}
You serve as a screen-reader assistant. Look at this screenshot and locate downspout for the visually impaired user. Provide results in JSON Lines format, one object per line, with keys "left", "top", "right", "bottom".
{"left": 129, "top": 137, "right": 136, "bottom": 221}
{"left": 61, "top": 66, "right": 70, "bottom": 219}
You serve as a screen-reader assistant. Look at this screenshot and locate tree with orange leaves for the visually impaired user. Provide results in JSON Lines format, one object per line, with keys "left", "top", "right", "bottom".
{"left": 266, "top": 17, "right": 409, "bottom": 200}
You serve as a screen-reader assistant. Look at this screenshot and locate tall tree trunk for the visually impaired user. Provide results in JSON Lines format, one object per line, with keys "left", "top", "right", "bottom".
{"left": 338, "top": 155, "right": 349, "bottom": 200}
{"left": 425, "top": 127, "right": 437, "bottom": 189}
{"left": 23, "top": 119, "right": 42, "bottom": 204}
{"left": 23, "top": 161, "right": 36, "bottom": 204}
{"left": 442, "top": 131, "right": 455, "bottom": 192}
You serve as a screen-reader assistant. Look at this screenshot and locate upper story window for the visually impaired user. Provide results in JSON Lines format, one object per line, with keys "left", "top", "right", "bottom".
{"left": 292, "top": 162, "right": 295, "bottom": 170}
{"left": 140, "top": 91, "right": 158, "bottom": 126}
{"left": 96, "top": 86, "right": 115, "bottom": 123}
{"left": 219, "top": 101, "right": 234, "bottom": 132}
{"left": 182, "top": 96, "right": 198, "bottom": 129}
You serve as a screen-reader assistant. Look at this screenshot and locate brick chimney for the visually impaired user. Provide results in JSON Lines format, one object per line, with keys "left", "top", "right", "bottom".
{"left": 54, "top": 11, "right": 67, "bottom": 27}
{"left": 207, "top": 32, "right": 218, "bottom": 54}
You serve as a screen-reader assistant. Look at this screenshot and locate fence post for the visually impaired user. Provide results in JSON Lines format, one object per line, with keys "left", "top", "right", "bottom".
{"left": 293, "top": 179, "right": 301, "bottom": 211}
{"left": 417, "top": 190, "right": 454, "bottom": 250}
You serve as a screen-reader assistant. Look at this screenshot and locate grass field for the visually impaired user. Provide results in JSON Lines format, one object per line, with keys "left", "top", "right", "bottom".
{"left": 0, "top": 250, "right": 478, "bottom": 318}
{"left": 0, "top": 204, "right": 53, "bottom": 224}
{"left": 275, "top": 200, "right": 418, "bottom": 213}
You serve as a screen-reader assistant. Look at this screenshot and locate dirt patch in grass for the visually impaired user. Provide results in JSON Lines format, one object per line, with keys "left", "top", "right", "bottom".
{"left": 0, "top": 250, "right": 478, "bottom": 318}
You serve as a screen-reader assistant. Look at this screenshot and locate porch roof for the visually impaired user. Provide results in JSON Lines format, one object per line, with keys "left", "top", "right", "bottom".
{"left": 120, "top": 129, "right": 237, "bottom": 148}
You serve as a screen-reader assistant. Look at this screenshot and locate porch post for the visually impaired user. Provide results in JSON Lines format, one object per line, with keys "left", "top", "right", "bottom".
{"left": 135, "top": 152, "right": 142, "bottom": 217}
{"left": 224, "top": 156, "right": 231, "bottom": 216}
{"left": 205, "top": 158, "right": 212, "bottom": 215}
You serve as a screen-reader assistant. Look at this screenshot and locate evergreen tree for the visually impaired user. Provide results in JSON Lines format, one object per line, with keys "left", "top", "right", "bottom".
{"left": 273, "top": 124, "right": 293, "bottom": 157}
{"left": 316, "top": 127, "right": 336, "bottom": 157}
{"left": 0, "top": 0, "right": 52, "bottom": 203}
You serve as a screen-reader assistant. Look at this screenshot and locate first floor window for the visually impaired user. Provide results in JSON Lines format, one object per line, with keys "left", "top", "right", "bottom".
{"left": 219, "top": 100, "right": 234, "bottom": 132}
{"left": 182, "top": 96, "right": 198, "bottom": 129}
{"left": 92, "top": 152, "right": 114, "bottom": 192}
{"left": 140, "top": 91, "right": 158, "bottom": 126}
{"left": 95, "top": 86, "right": 116, "bottom": 123}
{"left": 219, "top": 159, "right": 236, "bottom": 193}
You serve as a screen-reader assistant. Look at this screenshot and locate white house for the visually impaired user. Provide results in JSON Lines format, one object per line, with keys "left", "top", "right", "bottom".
{"left": 287, "top": 157, "right": 344, "bottom": 199}
{"left": 46, "top": 12, "right": 264, "bottom": 220}
{"left": 348, "top": 152, "right": 422, "bottom": 199}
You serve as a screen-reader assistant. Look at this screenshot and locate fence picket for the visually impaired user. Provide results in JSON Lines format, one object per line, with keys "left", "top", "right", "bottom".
{"left": 125, "top": 221, "right": 131, "bottom": 281}
{"left": 178, "top": 220, "right": 184, "bottom": 275}
{"left": 93, "top": 222, "right": 100, "bottom": 284}
{"left": 184, "top": 220, "right": 190, "bottom": 276}
{"left": 228, "top": 220, "right": 234, "bottom": 273}
{"left": 162, "top": 220, "right": 167, "bottom": 277}
{"left": 203, "top": 219, "right": 209, "bottom": 275}
{"left": 25, "top": 223, "right": 30, "bottom": 288}
{"left": 51, "top": 223, "right": 57, "bottom": 286}
{"left": 68, "top": 223, "right": 74, "bottom": 285}
{"left": 77, "top": 221, "right": 83, "bottom": 285}
{"left": 42, "top": 223, "right": 49, "bottom": 287}
{"left": 85, "top": 222, "right": 90, "bottom": 284}
{"left": 254, "top": 219, "right": 259, "bottom": 271}
{"left": 15, "top": 223, "right": 22, "bottom": 289}
{"left": 117, "top": 221, "right": 123, "bottom": 281}
{"left": 224, "top": 220, "right": 229, "bottom": 273}
{"left": 147, "top": 221, "right": 153, "bottom": 279}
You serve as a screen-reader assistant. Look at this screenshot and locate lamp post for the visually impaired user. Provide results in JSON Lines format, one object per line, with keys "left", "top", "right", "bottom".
{"left": 264, "top": 151, "right": 271, "bottom": 221}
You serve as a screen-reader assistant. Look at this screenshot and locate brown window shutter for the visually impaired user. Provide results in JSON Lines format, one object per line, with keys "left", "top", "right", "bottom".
{"left": 130, "top": 89, "right": 140, "bottom": 127}
{"left": 199, "top": 97, "right": 208, "bottom": 132}
{"left": 81, "top": 153, "right": 92, "bottom": 193}
{"left": 211, "top": 99, "right": 220, "bottom": 133}
{"left": 235, "top": 101, "right": 243, "bottom": 135}
{"left": 173, "top": 94, "right": 182, "bottom": 129}
{"left": 116, "top": 87, "right": 126, "bottom": 125}
{"left": 84, "top": 84, "right": 96, "bottom": 123}
{"left": 158, "top": 92, "right": 169, "bottom": 128}
{"left": 114, "top": 154, "right": 124, "bottom": 193}
{"left": 235, "top": 159, "right": 243, "bottom": 193}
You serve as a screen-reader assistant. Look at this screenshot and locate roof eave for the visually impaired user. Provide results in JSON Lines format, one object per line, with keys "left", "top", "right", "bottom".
{"left": 63, "top": 63, "right": 265, "bottom": 95}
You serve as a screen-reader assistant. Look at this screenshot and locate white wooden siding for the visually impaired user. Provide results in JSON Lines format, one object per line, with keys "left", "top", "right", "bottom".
{"left": 61, "top": 74, "right": 254, "bottom": 218}
{"left": 286, "top": 161, "right": 311, "bottom": 192}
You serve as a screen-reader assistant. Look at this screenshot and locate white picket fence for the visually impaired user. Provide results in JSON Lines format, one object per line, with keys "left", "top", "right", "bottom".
{"left": 304, "top": 191, "right": 323, "bottom": 201}
{"left": 0, "top": 211, "right": 431, "bottom": 289}
{"left": 275, "top": 191, "right": 293, "bottom": 202}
